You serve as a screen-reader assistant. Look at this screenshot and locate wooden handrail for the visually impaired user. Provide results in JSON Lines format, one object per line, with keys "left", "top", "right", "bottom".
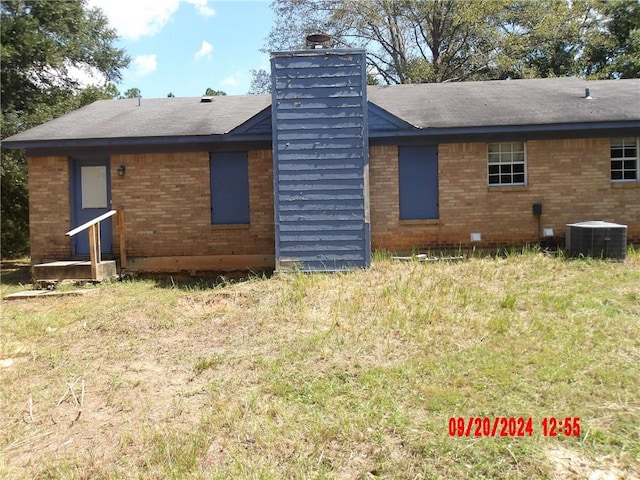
{"left": 63, "top": 209, "right": 126, "bottom": 279}
{"left": 66, "top": 210, "right": 117, "bottom": 237}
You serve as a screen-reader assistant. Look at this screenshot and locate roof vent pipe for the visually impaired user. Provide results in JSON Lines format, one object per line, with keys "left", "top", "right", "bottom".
{"left": 585, "top": 87, "right": 592, "bottom": 99}
{"left": 306, "top": 33, "right": 331, "bottom": 49}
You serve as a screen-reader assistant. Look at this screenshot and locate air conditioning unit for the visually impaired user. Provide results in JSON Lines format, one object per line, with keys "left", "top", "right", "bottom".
{"left": 565, "top": 221, "right": 627, "bottom": 260}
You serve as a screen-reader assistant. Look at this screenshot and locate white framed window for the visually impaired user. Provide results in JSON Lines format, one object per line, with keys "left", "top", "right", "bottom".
{"left": 611, "top": 137, "right": 638, "bottom": 182}
{"left": 488, "top": 142, "right": 526, "bottom": 186}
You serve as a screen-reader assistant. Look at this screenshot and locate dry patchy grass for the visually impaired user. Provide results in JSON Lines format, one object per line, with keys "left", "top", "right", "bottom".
{"left": 1, "top": 251, "right": 639, "bottom": 479}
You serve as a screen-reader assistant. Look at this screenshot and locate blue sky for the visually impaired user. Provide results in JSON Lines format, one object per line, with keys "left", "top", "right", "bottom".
{"left": 86, "top": 0, "right": 274, "bottom": 98}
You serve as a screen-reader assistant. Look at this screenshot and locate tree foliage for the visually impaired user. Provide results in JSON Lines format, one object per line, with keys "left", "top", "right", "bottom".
{"left": 122, "top": 87, "right": 142, "bottom": 99}
{"left": 1, "top": 0, "right": 128, "bottom": 116}
{"left": 583, "top": 0, "right": 640, "bottom": 79}
{"left": 1, "top": 0, "right": 129, "bottom": 258}
{"left": 248, "top": 68, "right": 272, "bottom": 94}
{"left": 204, "top": 87, "right": 227, "bottom": 96}
{"left": 261, "top": 0, "right": 640, "bottom": 85}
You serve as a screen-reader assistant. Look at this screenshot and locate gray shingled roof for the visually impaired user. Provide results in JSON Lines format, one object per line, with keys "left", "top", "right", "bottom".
{"left": 3, "top": 94, "right": 272, "bottom": 143}
{"left": 3, "top": 77, "right": 638, "bottom": 147}
{"left": 367, "top": 77, "right": 640, "bottom": 129}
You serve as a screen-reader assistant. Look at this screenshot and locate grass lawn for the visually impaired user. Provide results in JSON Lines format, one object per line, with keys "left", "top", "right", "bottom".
{"left": 1, "top": 251, "right": 639, "bottom": 479}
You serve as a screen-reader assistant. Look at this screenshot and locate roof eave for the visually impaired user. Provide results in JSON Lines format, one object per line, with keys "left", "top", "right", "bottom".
{"left": 4, "top": 120, "right": 638, "bottom": 152}
{"left": 1, "top": 132, "right": 273, "bottom": 150}
{"left": 370, "top": 120, "right": 640, "bottom": 143}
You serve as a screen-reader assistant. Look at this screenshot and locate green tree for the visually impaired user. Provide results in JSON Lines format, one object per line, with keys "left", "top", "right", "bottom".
{"left": 493, "top": 0, "right": 600, "bottom": 79}
{"left": 248, "top": 68, "right": 271, "bottom": 94}
{"left": 1, "top": 0, "right": 129, "bottom": 258}
{"left": 122, "top": 87, "right": 142, "bottom": 99}
{"left": 204, "top": 88, "right": 227, "bottom": 96}
{"left": 402, "top": 0, "right": 506, "bottom": 82}
{"left": 259, "top": 0, "right": 637, "bottom": 85}
{"left": 583, "top": 0, "right": 640, "bottom": 78}
{"left": 264, "top": 0, "right": 509, "bottom": 84}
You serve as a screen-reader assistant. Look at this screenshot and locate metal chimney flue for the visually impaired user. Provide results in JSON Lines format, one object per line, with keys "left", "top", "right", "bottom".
{"left": 306, "top": 33, "right": 331, "bottom": 49}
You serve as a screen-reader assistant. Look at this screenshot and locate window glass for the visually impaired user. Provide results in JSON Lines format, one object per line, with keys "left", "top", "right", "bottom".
{"left": 487, "top": 142, "right": 527, "bottom": 186}
{"left": 610, "top": 138, "right": 638, "bottom": 182}
{"left": 81, "top": 166, "right": 108, "bottom": 209}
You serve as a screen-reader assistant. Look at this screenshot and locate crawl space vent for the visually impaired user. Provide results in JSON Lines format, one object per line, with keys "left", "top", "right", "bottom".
{"left": 565, "top": 221, "right": 627, "bottom": 260}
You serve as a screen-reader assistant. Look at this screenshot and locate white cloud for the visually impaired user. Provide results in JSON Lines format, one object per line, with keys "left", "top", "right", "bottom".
{"left": 194, "top": 41, "right": 213, "bottom": 61}
{"left": 222, "top": 75, "right": 240, "bottom": 88}
{"left": 67, "top": 63, "right": 107, "bottom": 88}
{"left": 89, "top": 0, "right": 215, "bottom": 40}
{"left": 88, "top": 0, "right": 180, "bottom": 40}
{"left": 131, "top": 54, "right": 158, "bottom": 77}
{"left": 185, "top": 0, "right": 216, "bottom": 17}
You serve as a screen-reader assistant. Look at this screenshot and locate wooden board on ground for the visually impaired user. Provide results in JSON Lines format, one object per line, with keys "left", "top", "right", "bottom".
{"left": 4, "top": 289, "right": 97, "bottom": 300}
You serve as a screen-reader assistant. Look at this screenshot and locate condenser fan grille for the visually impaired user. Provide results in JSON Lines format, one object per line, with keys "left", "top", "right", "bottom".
{"left": 566, "top": 221, "right": 627, "bottom": 260}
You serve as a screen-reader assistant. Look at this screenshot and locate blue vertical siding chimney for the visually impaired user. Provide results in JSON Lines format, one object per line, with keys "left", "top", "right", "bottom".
{"left": 271, "top": 48, "right": 371, "bottom": 271}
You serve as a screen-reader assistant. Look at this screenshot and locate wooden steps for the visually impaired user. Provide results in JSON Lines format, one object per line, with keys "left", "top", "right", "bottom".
{"left": 32, "top": 260, "right": 117, "bottom": 285}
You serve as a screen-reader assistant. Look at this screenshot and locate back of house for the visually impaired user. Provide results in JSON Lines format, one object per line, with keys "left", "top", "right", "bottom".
{"left": 3, "top": 42, "right": 639, "bottom": 272}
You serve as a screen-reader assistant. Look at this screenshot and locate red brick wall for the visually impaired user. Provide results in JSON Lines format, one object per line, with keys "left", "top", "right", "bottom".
{"left": 27, "top": 156, "right": 72, "bottom": 262}
{"left": 110, "top": 150, "right": 274, "bottom": 257}
{"left": 26, "top": 138, "right": 639, "bottom": 264}
{"left": 369, "top": 138, "right": 640, "bottom": 252}
{"left": 27, "top": 150, "right": 274, "bottom": 264}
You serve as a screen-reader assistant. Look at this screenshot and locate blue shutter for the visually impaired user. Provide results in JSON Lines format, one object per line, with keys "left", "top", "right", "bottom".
{"left": 398, "top": 145, "right": 439, "bottom": 220}
{"left": 210, "top": 152, "right": 249, "bottom": 224}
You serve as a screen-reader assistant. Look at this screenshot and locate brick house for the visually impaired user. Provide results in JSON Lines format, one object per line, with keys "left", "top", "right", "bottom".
{"left": 3, "top": 48, "right": 640, "bottom": 272}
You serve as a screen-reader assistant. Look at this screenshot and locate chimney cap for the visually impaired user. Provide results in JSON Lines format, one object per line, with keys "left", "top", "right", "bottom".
{"left": 306, "top": 33, "right": 331, "bottom": 49}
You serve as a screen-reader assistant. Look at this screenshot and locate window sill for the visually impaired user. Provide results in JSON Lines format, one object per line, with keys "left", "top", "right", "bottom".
{"left": 488, "top": 185, "right": 528, "bottom": 192}
{"left": 211, "top": 224, "right": 250, "bottom": 230}
{"left": 611, "top": 181, "right": 639, "bottom": 189}
{"left": 400, "top": 219, "right": 440, "bottom": 226}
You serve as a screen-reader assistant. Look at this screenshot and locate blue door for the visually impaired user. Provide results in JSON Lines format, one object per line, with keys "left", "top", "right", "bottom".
{"left": 71, "top": 158, "right": 113, "bottom": 256}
